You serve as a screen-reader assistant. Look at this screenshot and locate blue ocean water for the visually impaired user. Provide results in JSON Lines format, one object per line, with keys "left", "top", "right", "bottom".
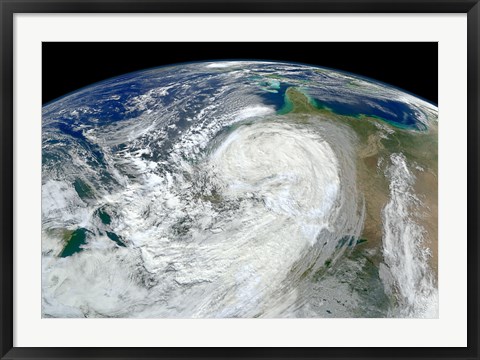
{"left": 312, "top": 97, "right": 426, "bottom": 130}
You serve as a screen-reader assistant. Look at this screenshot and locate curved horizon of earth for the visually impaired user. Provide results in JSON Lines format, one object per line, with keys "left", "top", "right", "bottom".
{"left": 41, "top": 60, "right": 438, "bottom": 318}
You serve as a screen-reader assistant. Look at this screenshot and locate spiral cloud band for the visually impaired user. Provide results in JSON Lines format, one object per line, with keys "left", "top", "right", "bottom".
{"left": 41, "top": 61, "right": 438, "bottom": 318}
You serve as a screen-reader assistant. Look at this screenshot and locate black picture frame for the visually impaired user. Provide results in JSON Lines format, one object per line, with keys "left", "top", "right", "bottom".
{"left": 1, "top": 1, "right": 479, "bottom": 359}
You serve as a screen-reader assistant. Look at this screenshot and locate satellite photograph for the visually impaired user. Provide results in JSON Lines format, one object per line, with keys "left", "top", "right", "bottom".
{"left": 41, "top": 43, "right": 438, "bottom": 318}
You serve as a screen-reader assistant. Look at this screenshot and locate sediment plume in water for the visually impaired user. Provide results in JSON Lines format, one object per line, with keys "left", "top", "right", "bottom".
{"left": 41, "top": 61, "right": 438, "bottom": 318}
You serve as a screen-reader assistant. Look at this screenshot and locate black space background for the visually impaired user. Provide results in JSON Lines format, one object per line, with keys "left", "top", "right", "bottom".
{"left": 42, "top": 42, "right": 438, "bottom": 105}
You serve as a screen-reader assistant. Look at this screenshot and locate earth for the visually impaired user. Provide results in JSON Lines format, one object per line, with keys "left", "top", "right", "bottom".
{"left": 41, "top": 61, "right": 438, "bottom": 318}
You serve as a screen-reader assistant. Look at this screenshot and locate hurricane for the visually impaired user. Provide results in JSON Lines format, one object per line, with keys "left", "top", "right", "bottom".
{"left": 41, "top": 61, "right": 438, "bottom": 318}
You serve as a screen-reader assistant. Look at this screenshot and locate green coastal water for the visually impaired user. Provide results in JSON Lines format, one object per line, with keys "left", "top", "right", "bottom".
{"left": 97, "top": 208, "right": 111, "bottom": 225}
{"left": 60, "top": 228, "right": 88, "bottom": 257}
{"left": 106, "top": 231, "right": 126, "bottom": 247}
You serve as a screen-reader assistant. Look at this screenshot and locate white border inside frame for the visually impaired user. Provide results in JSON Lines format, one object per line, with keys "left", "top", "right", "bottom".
{"left": 13, "top": 14, "right": 467, "bottom": 347}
